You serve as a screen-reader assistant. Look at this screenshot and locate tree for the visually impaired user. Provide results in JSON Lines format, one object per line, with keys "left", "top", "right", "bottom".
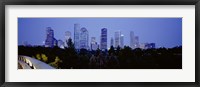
{"left": 49, "top": 56, "right": 62, "bottom": 68}
{"left": 41, "top": 54, "right": 48, "bottom": 62}
{"left": 116, "top": 46, "right": 121, "bottom": 56}
{"left": 36, "top": 54, "right": 41, "bottom": 60}
{"left": 67, "top": 38, "right": 75, "bottom": 49}
{"left": 108, "top": 46, "right": 115, "bottom": 55}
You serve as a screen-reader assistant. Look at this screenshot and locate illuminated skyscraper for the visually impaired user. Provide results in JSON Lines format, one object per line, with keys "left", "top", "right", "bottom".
{"left": 134, "top": 36, "right": 140, "bottom": 48}
{"left": 91, "top": 37, "right": 98, "bottom": 50}
{"left": 100, "top": 28, "right": 107, "bottom": 50}
{"left": 57, "top": 39, "right": 64, "bottom": 49}
{"left": 145, "top": 43, "right": 155, "bottom": 49}
{"left": 115, "top": 31, "right": 121, "bottom": 48}
{"left": 130, "top": 31, "right": 140, "bottom": 49}
{"left": 53, "top": 38, "right": 58, "bottom": 46}
{"left": 110, "top": 37, "right": 114, "bottom": 47}
{"left": 74, "top": 23, "right": 80, "bottom": 49}
{"left": 45, "top": 27, "right": 56, "bottom": 47}
{"left": 120, "top": 34, "right": 124, "bottom": 48}
{"left": 65, "top": 31, "right": 71, "bottom": 47}
{"left": 80, "top": 27, "right": 89, "bottom": 49}
{"left": 91, "top": 37, "right": 96, "bottom": 44}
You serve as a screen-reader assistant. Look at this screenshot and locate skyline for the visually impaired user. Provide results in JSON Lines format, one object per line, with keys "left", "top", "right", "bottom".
{"left": 18, "top": 18, "right": 182, "bottom": 48}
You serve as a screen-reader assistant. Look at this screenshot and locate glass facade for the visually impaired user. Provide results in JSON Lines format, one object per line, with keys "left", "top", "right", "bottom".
{"left": 100, "top": 28, "right": 107, "bottom": 50}
{"left": 57, "top": 39, "right": 64, "bottom": 48}
{"left": 74, "top": 23, "right": 80, "bottom": 49}
{"left": 134, "top": 36, "right": 140, "bottom": 48}
{"left": 115, "top": 31, "right": 121, "bottom": 48}
{"left": 45, "top": 27, "right": 55, "bottom": 47}
{"left": 80, "top": 27, "right": 89, "bottom": 49}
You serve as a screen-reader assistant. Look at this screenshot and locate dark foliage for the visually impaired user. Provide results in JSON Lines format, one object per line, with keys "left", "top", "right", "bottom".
{"left": 18, "top": 45, "right": 182, "bottom": 69}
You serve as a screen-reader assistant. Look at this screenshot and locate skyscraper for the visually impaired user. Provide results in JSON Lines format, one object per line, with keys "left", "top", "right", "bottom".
{"left": 74, "top": 23, "right": 80, "bottom": 49}
{"left": 115, "top": 30, "right": 121, "bottom": 48}
{"left": 100, "top": 28, "right": 107, "bottom": 50}
{"left": 130, "top": 31, "right": 135, "bottom": 49}
{"left": 145, "top": 43, "right": 155, "bottom": 49}
{"left": 57, "top": 39, "right": 64, "bottom": 49}
{"left": 45, "top": 27, "right": 55, "bottom": 47}
{"left": 65, "top": 31, "right": 71, "bottom": 47}
{"left": 139, "top": 43, "right": 147, "bottom": 49}
{"left": 120, "top": 34, "right": 124, "bottom": 48}
{"left": 80, "top": 27, "right": 89, "bottom": 49}
{"left": 53, "top": 38, "right": 58, "bottom": 46}
{"left": 91, "top": 37, "right": 96, "bottom": 44}
{"left": 135, "top": 36, "right": 139, "bottom": 48}
{"left": 110, "top": 37, "right": 114, "bottom": 47}
{"left": 91, "top": 37, "right": 98, "bottom": 50}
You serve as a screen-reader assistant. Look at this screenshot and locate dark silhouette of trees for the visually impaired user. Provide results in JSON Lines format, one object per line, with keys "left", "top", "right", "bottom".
{"left": 67, "top": 38, "right": 75, "bottom": 49}
{"left": 108, "top": 46, "right": 115, "bottom": 55}
{"left": 18, "top": 44, "right": 182, "bottom": 69}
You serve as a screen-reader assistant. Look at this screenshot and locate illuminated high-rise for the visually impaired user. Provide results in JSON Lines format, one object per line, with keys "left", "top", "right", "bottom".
{"left": 80, "top": 27, "right": 89, "bottom": 49}
{"left": 91, "top": 37, "right": 98, "bottom": 50}
{"left": 115, "top": 31, "right": 121, "bottom": 48}
{"left": 45, "top": 27, "right": 56, "bottom": 47}
{"left": 100, "top": 28, "right": 107, "bottom": 50}
{"left": 57, "top": 39, "right": 64, "bottom": 49}
{"left": 134, "top": 36, "right": 140, "bottom": 48}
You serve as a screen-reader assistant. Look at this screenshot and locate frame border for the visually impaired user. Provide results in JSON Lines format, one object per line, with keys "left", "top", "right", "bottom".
{"left": 1, "top": 0, "right": 200, "bottom": 87}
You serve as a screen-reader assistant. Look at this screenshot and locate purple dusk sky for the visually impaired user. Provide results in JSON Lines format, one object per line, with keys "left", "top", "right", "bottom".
{"left": 18, "top": 18, "right": 182, "bottom": 48}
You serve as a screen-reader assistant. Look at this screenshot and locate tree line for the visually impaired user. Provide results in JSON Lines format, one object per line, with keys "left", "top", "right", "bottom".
{"left": 18, "top": 39, "right": 182, "bottom": 69}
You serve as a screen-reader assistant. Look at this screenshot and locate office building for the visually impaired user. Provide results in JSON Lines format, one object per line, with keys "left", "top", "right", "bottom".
{"left": 100, "top": 28, "right": 107, "bottom": 50}
{"left": 120, "top": 34, "right": 124, "bottom": 48}
{"left": 134, "top": 36, "right": 140, "bottom": 48}
{"left": 45, "top": 27, "right": 56, "bottom": 47}
{"left": 74, "top": 23, "right": 80, "bottom": 49}
{"left": 57, "top": 39, "right": 64, "bottom": 49}
{"left": 80, "top": 27, "right": 89, "bottom": 49}
{"left": 91, "top": 37, "right": 98, "bottom": 50}
{"left": 145, "top": 43, "right": 156, "bottom": 49}
{"left": 140, "top": 43, "right": 156, "bottom": 49}
{"left": 115, "top": 31, "right": 121, "bottom": 48}
{"left": 65, "top": 31, "right": 71, "bottom": 47}
{"left": 91, "top": 37, "right": 96, "bottom": 44}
